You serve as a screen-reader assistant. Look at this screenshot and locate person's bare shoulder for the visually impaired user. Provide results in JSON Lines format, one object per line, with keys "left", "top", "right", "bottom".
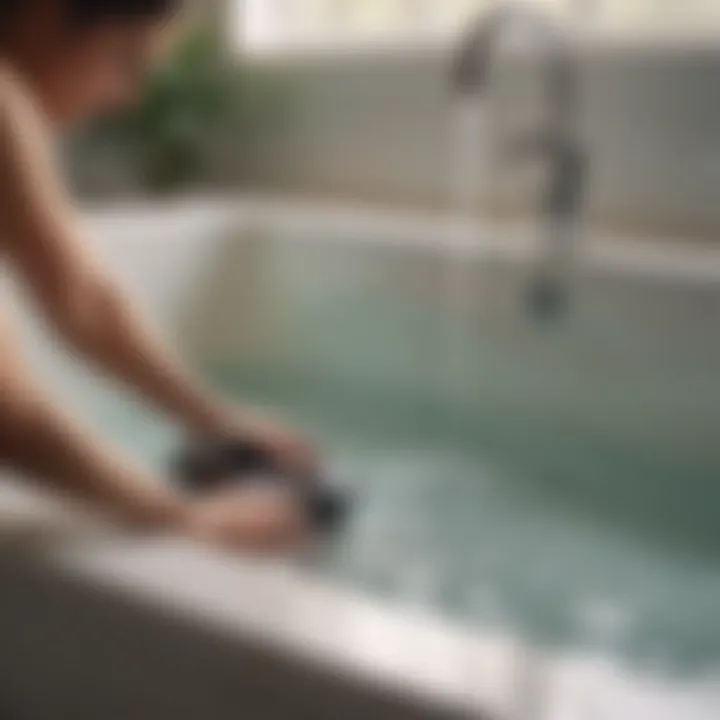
{"left": 0, "top": 62, "right": 34, "bottom": 123}
{"left": 0, "top": 62, "right": 65, "bottom": 257}
{"left": 0, "top": 62, "right": 50, "bottom": 151}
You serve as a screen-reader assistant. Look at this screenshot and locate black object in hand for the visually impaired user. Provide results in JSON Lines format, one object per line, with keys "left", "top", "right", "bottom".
{"left": 172, "top": 440, "right": 350, "bottom": 533}
{"left": 527, "top": 275, "right": 568, "bottom": 321}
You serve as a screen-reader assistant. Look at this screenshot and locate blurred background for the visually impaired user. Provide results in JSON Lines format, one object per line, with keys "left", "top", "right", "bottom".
{"left": 67, "top": 0, "right": 720, "bottom": 242}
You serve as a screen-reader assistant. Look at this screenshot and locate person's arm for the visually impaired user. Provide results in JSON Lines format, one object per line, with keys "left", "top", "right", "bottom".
{"left": 0, "top": 311, "right": 187, "bottom": 527}
{"left": 0, "top": 72, "right": 313, "bottom": 473}
{"left": 0, "top": 75, "right": 227, "bottom": 435}
{"left": 0, "top": 310, "right": 304, "bottom": 548}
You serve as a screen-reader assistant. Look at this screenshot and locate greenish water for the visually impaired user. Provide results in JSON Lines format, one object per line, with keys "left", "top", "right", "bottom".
{"left": 207, "top": 367, "right": 720, "bottom": 677}
{"left": 82, "top": 363, "right": 720, "bottom": 680}
{"left": 203, "top": 234, "right": 720, "bottom": 561}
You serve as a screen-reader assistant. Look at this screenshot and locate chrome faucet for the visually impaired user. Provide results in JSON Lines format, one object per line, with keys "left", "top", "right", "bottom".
{"left": 451, "top": 2, "right": 588, "bottom": 320}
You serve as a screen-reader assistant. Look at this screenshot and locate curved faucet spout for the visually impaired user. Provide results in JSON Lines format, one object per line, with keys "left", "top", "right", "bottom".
{"left": 450, "top": 2, "right": 589, "bottom": 322}
{"left": 452, "top": 3, "right": 565, "bottom": 96}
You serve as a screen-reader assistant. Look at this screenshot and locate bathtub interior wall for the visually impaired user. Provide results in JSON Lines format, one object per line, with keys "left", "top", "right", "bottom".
{"left": 184, "top": 217, "right": 720, "bottom": 558}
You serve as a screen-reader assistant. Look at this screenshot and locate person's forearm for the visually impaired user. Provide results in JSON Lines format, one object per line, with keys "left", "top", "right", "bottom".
{"left": 58, "top": 281, "right": 232, "bottom": 436}
{"left": 0, "top": 376, "right": 188, "bottom": 528}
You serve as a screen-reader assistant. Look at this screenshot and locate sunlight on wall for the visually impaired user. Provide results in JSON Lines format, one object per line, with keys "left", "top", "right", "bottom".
{"left": 233, "top": 0, "right": 720, "bottom": 54}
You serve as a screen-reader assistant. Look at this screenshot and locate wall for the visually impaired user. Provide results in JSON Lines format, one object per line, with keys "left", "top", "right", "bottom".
{"left": 66, "top": 37, "right": 720, "bottom": 240}
{"left": 242, "top": 42, "right": 720, "bottom": 240}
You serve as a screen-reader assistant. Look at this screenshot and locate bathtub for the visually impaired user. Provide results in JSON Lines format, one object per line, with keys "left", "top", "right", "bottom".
{"left": 1, "top": 196, "right": 719, "bottom": 719}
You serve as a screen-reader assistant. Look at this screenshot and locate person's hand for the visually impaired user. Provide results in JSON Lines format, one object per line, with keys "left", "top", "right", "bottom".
{"left": 183, "top": 485, "right": 307, "bottom": 553}
{"left": 210, "top": 406, "right": 318, "bottom": 478}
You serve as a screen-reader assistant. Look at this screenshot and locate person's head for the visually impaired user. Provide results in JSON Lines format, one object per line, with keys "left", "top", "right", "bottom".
{"left": 0, "top": 0, "right": 182, "bottom": 125}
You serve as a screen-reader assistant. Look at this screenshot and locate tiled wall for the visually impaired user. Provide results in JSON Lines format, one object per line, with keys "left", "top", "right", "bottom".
{"left": 240, "top": 44, "right": 720, "bottom": 239}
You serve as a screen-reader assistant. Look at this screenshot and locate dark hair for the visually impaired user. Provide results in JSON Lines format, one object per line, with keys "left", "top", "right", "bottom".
{"left": 65, "top": 0, "right": 178, "bottom": 24}
{"left": 1, "top": 0, "right": 178, "bottom": 27}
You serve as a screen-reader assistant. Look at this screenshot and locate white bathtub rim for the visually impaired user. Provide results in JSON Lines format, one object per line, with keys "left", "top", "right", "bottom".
{"left": 50, "top": 532, "right": 720, "bottom": 720}
{"left": 1, "top": 479, "right": 719, "bottom": 720}
{"left": 81, "top": 195, "right": 720, "bottom": 287}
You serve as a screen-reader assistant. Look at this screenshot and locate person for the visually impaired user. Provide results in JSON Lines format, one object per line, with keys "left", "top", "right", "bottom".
{"left": 0, "top": 0, "right": 315, "bottom": 550}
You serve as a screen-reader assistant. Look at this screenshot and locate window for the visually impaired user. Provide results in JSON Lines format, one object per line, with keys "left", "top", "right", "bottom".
{"left": 600, "top": 0, "right": 720, "bottom": 30}
{"left": 235, "top": 0, "right": 500, "bottom": 54}
{"left": 232, "top": 1, "right": 720, "bottom": 55}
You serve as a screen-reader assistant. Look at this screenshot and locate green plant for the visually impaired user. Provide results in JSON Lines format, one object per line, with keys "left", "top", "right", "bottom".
{"left": 92, "top": 28, "right": 290, "bottom": 192}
